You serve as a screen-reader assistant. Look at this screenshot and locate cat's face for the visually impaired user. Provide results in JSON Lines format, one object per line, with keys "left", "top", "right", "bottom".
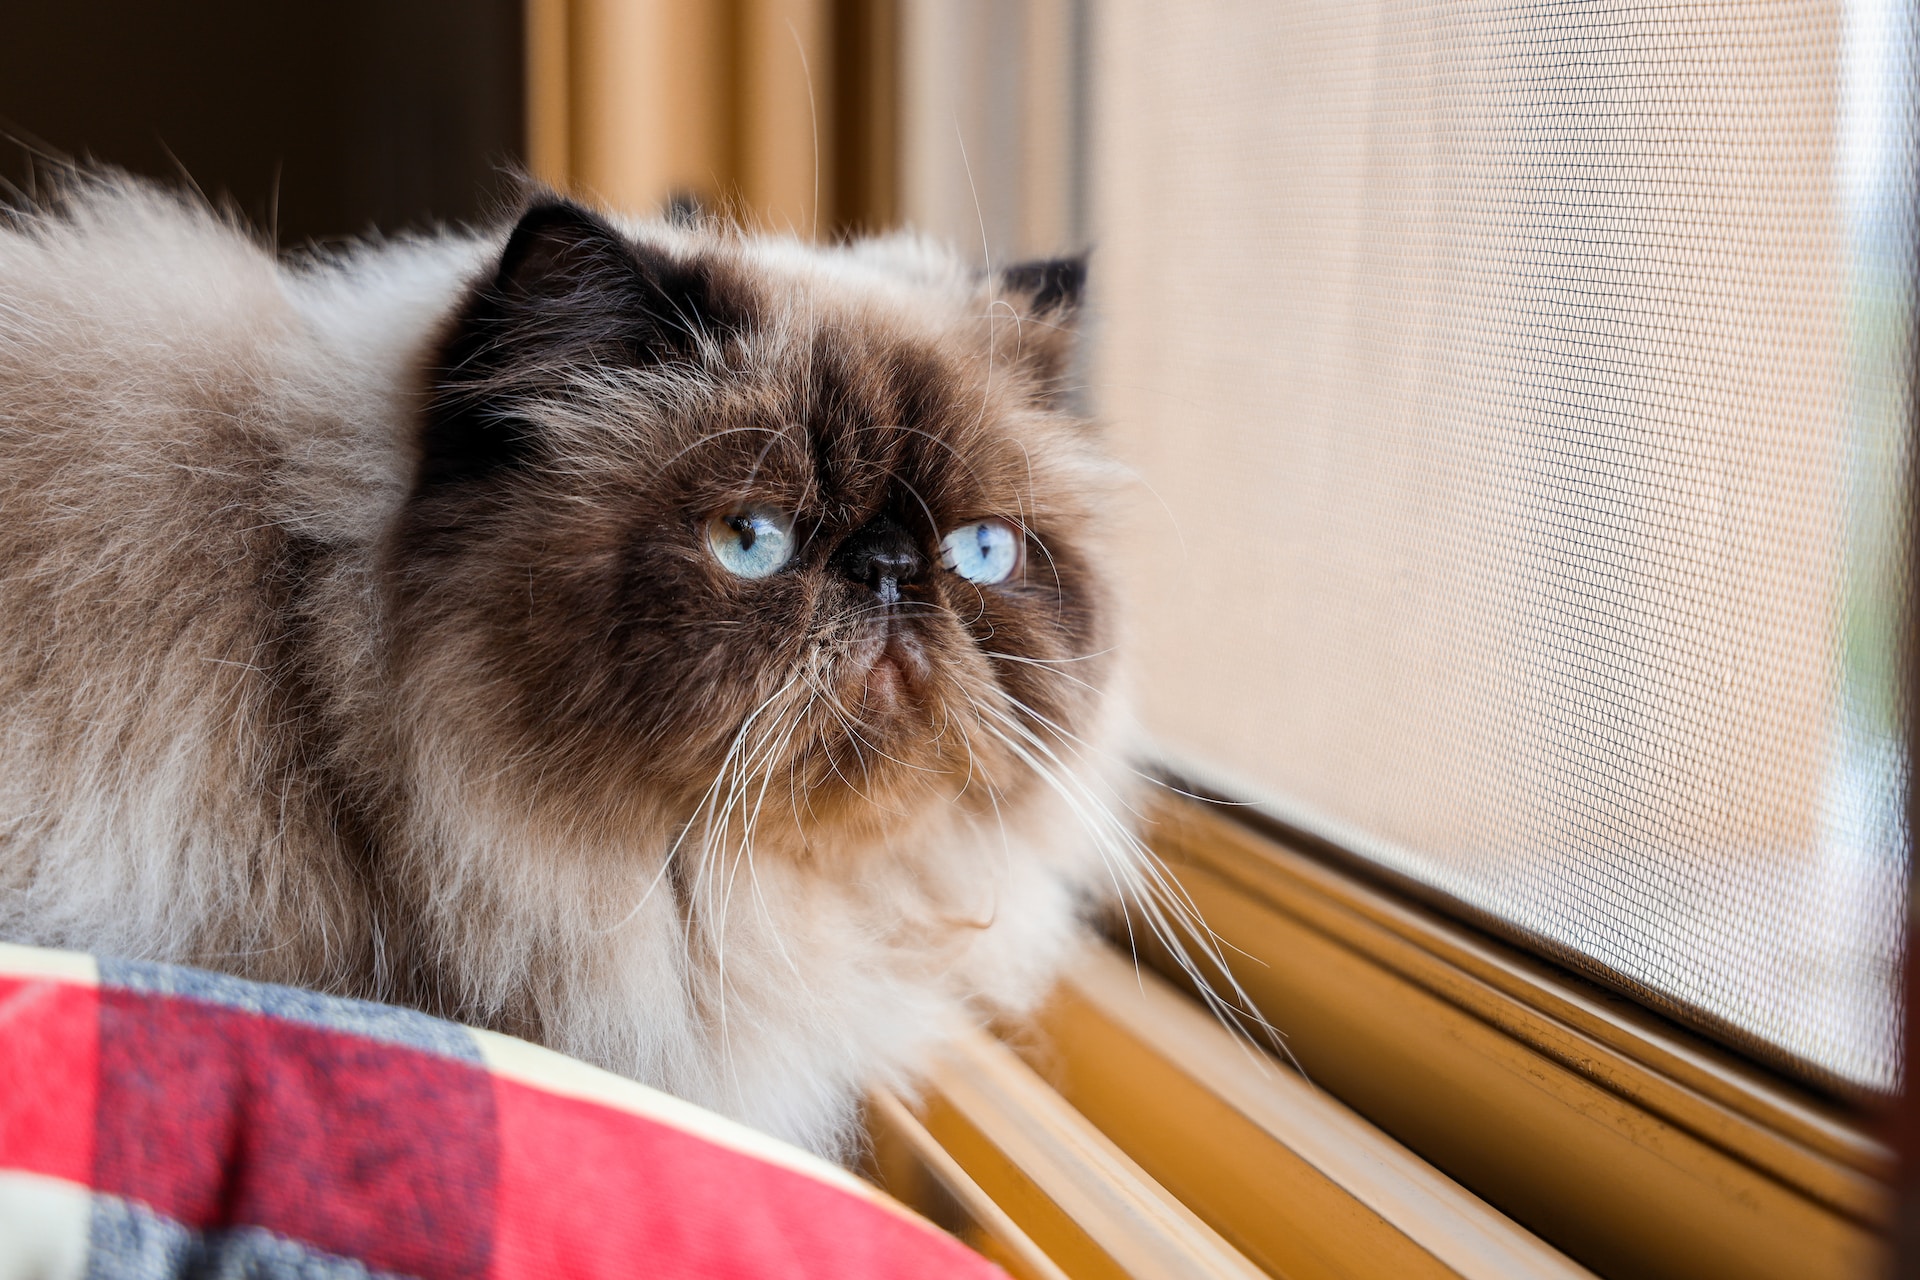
{"left": 389, "top": 201, "right": 1112, "bottom": 860}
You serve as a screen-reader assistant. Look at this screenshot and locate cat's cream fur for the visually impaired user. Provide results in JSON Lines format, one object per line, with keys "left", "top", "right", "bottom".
{"left": 0, "top": 177, "right": 1137, "bottom": 1156}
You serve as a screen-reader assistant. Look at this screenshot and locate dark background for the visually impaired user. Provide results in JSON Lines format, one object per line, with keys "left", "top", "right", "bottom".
{"left": 1, "top": 1, "right": 525, "bottom": 245}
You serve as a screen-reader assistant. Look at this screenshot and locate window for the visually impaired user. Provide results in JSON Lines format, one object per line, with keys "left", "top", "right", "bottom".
{"left": 530, "top": 3, "right": 1910, "bottom": 1274}
{"left": 1091, "top": 1, "right": 1911, "bottom": 1101}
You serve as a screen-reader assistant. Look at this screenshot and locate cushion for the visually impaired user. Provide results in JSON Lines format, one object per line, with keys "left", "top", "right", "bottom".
{"left": 0, "top": 942, "right": 1004, "bottom": 1279}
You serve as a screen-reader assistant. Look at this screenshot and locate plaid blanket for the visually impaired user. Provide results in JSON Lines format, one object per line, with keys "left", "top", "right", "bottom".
{"left": 0, "top": 943, "right": 1002, "bottom": 1279}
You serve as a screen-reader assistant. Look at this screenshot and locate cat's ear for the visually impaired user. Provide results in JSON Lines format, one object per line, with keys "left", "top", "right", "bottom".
{"left": 420, "top": 199, "right": 744, "bottom": 487}
{"left": 492, "top": 200, "right": 641, "bottom": 307}
{"left": 486, "top": 199, "right": 732, "bottom": 366}
{"left": 994, "top": 253, "right": 1088, "bottom": 405}
{"left": 999, "top": 254, "right": 1087, "bottom": 319}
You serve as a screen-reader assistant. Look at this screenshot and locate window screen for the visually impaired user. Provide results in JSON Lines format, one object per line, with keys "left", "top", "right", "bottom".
{"left": 1091, "top": 0, "right": 1914, "bottom": 1093}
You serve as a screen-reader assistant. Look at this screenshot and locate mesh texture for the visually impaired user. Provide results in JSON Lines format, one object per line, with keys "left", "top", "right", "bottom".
{"left": 1093, "top": 0, "right": 1914, "bottom": 1092}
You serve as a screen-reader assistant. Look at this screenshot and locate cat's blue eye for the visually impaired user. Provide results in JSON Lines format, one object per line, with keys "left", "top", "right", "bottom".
{"left": 938, "top": 519, "right": 1023, "bottom": 585}
{"left": 706, "top": 509, "right": 795, "bottom": 578}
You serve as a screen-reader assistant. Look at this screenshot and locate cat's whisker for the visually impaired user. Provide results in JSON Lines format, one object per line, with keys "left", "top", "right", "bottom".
{"left": 796, "top": 656, "right": 938, "bottom": 784}
{"left": 978, "top": 652, "right": 1107, "bottom": 696}
{"left": 974, "top": 687, "right": 1213, "bottom": 826}
{"left": 806, "top": 660, "right": 960, "bottom": 790}
{"left": 959, "top": 691, "right": 1289, "bottom": 1067}
{"left": 672, "top": 673, "right": 806, "bottom": 973}
{"left": 790, "top": 671, "right": 884, "bottom": 804}
{"left": 942, "top": 697, "right": 997, "bottom": 811}
{"left": 954, "top": 712, "right": 1022, "bottom": 909}
{"left": 969, "top": 692, "right": 1168, "bottom": 845}
{"left": 959, "top": 694, "right": 1138, "bottom": 931}
{"left": 594, "top": 847, "right": 678, "bottom": 937}
{"left": 704, "top": 675, "right": 833, "bottom": 1091}
{"left": 702, "top": 707, "right": 787, "bottom": 1082}
{"left": 739, "top": 705, "right": 811, "bottom": 982}
{"left": 981, "top": 647, "right": 1116, "bottom": 666}
{"left": 836, "top": 599, "right": 947, "bottom": 628}
{"left": 851, "top": 589, "right": 992, "bottom": 638}
{"left": 807, "top": 697, "right": 876, "bottom": 794}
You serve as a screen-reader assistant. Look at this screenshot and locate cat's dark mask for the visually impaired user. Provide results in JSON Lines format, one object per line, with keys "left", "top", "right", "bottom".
{"left": 394, "top": 198, "right": 1107, "bottom": 852}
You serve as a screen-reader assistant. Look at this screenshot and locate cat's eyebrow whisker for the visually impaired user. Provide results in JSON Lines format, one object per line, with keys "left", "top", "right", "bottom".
{"left": 634, "top": 423, "right": 791, "bottom": 485}
{"left": 1000, "top": 432, "right": 1043, "bottom": 570}
{"left": 983, "top": 294, "right": 1027, "bottom": 395}
{"left": 843, "top": 421, "right": 999, "bottom": 494}
{"left": 967, "top": 306, "right": 1074, "bottom": 341}
{"left": 740, "top": 417, "right": 796, "bottom": 489}
{"left": 888, "top": 474, "right": 945, "bottom": 548}
{"left": 1019, "top": 519, "right": 1070, "bottom": 617}
{"left": 951, "top": 123, "right": 1014, "bottom": 449}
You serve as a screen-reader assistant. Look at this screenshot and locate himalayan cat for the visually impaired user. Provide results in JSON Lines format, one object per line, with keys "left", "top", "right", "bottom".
{"left": 0, "top": 174, "right": 1145, "bottom": 1157}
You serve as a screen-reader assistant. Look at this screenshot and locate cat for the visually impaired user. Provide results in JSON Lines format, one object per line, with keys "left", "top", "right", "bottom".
{"left": 0, "top": 173, "right": 1141, "bottom": 1157}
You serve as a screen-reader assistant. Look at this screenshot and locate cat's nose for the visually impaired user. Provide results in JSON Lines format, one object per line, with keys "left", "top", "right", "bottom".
{"left": 832, "top": 514, "right": 925, "bottom": 605}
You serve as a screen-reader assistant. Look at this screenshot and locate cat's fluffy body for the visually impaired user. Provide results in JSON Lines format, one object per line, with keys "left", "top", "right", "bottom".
{"left": 0, "top": 178, "right": 1130, "bottom": 1155}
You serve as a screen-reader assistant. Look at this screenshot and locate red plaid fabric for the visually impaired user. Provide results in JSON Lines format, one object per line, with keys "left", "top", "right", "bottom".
{"left": 0, "top": 943, "right": 1004, "bottom": 1279}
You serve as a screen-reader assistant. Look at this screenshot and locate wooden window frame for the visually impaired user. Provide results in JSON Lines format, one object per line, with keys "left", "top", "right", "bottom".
{"left": 870, "top": 794, "right": 1892, "bottom": 1279}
